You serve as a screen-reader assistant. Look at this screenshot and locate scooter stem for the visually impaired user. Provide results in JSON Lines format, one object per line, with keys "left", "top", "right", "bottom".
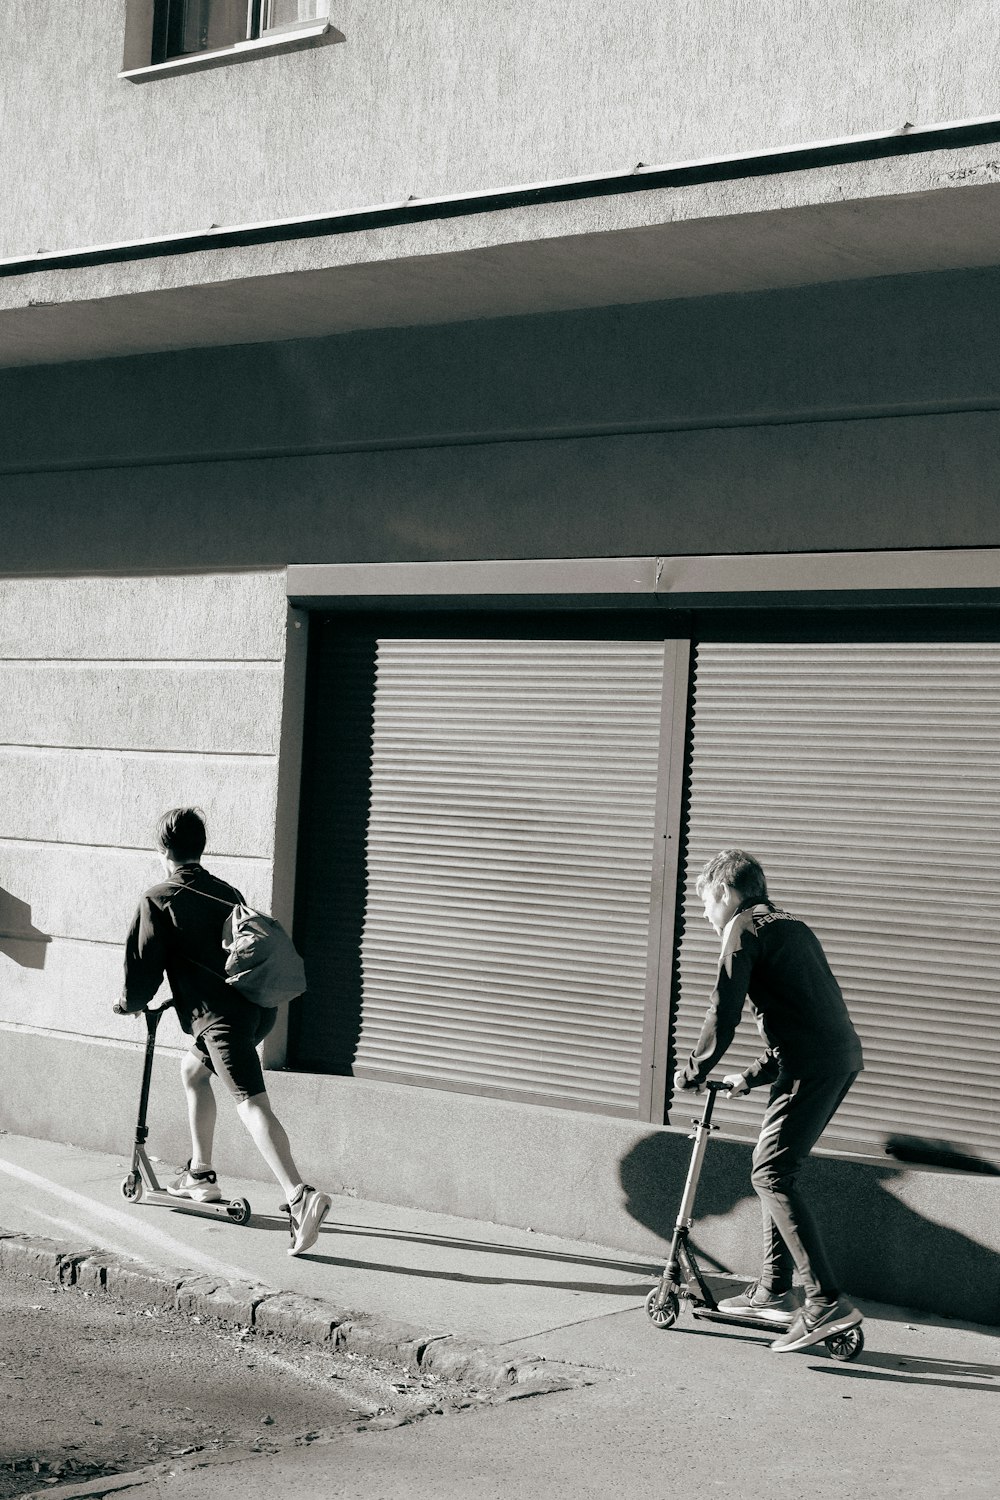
{"left": 674, "top": 1086, "right": 720, "bottom": 1228}
{"left": 134, "top": 1006, "right": 163, "bottom": 1147}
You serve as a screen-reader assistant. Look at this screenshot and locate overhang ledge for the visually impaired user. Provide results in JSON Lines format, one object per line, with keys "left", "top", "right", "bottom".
{"left": 4, "top": 119, "right": 1000, "bottom": 369}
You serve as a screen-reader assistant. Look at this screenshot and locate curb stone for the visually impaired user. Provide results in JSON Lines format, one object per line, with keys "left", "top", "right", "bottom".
{"left": 0, "top": 1226, "right": 590, "bottom": 1394}
{"left": 253, "top": 1289, "right": 344, "bottom": 1341}
{"left": 199, "top": 1278, "right": 272, "bottom": 1326}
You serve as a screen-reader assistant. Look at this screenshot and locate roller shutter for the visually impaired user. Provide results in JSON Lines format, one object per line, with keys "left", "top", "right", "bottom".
{"left": 674, "top": 641, "right": 1000, "bottom": 1161}
{"left": 352, "top": 637, "right": 665, "bottom": 1115}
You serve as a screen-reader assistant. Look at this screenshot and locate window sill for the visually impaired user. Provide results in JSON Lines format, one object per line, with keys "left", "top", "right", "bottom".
{"left": 120, "top": 20, "right": 342, "bottom": 82}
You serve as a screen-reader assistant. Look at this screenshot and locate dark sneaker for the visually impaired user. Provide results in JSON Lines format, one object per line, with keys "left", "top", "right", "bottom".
{"left": 167, "top": 1160, "right": 222, "bottom": 1203}
{"left": 770, "top": 1295, "right": 862, "bottom": 1352}
{"left": 281, "top": 1184, "right": 332, "bottom": 1257}
{"left": 717, "top": 1280, "right": 796, "bottom": 1324}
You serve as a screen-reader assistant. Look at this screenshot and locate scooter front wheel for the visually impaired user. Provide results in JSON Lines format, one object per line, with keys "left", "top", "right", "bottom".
{"left": 645, "top": 1286, "right": 680, "bottom": 1330}
{"left": 121, "top": 1172, "right": 143, "bottom": 1202}
{"left": 825, "top": 1325, "right": 864, "bottom": 1361}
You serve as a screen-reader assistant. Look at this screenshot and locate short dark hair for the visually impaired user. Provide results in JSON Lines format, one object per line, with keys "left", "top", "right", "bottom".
{"left": 155, "top": 807, "right": 206, "bottom": 863}
{"left": 695, "top": 849, "right": 768, "bottom": 904}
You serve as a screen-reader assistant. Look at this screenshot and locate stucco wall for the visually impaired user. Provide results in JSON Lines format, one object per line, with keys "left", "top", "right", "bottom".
{"left": 5, "top": 268, "right": 1000, "bottom": 469}
{"left": 2, "top": 1, "right": 1000, "bottom": 258}
{"left": 0, "top": 572, "right": 288, "bottom": 1054}
{"left": 5, "top": 412, "right": 1000, "bottom": 576}
{"left": 1, "top": 269, "right": 999, "bottom": 572}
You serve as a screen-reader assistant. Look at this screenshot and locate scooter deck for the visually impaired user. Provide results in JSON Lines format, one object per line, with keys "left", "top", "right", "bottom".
{"left": 125, "top": 1182, "right": 253, "bottom": 1225}
{"left": 138, "top": 1189, "right": 250, "bottom": 1221}
{"left": 690, "top": 1304, "right": 793, "bottom": 1336}
{"left": 123, "top": 1147, "right": 252, "bottom": 1224}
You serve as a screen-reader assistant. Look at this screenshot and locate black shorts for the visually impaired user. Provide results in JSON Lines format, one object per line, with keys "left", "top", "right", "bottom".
{"left": 190, "top": 1010, "right": 277, "bottom": 1102}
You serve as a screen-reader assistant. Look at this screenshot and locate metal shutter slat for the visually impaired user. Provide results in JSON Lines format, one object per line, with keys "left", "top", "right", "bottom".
{"left": 675, "top": 642, "right": 1000, "bottom": 1160}
{"left": 353, "top": 638, "right": 664, "bottom": 1115}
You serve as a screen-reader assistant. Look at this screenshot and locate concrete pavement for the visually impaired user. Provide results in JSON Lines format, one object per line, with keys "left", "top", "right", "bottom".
{"left": 2, "top": 1129, "right": 999, "bottom": 1499}
{"left": 0, "top": 1129, "right": 657, "bottom": 1348}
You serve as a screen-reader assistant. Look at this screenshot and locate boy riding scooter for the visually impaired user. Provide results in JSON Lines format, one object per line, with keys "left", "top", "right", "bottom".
{"left": 115, "top": 807, "right": 331, "bottom": 1257}
{"left": 674, "top": 850, "right": 864, "bottom": 1353}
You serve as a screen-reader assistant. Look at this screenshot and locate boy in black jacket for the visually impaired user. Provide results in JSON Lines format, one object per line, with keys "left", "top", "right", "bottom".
{"left": 674, "top": 849, "right": 863, "bottom": 1352}
{"left": 116, "top": 808, "right": 331, "bottom": 1257}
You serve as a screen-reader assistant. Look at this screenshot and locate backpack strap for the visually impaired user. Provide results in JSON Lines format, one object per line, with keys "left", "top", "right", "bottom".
{"left": 163, "top": 882, "right": 240, "bottom": 985}
{"left": 181, "top": 884, "right": 238, "bottom": 909}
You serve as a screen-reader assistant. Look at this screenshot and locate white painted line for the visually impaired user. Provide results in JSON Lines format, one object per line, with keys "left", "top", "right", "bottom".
{"left": 0, "top": 1153, "right": 253, "bottom": 1280}
{"left": 23, "top": 1205, "right": 173, "bottom": 1267}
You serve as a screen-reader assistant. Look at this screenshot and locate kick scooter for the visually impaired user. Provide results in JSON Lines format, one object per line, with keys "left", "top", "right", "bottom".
{"left": 645, "top": 1079, "right": 864, "bottom": 1361}
{"left": 119, "top": 1003, "right": 252, "bottom": 1225}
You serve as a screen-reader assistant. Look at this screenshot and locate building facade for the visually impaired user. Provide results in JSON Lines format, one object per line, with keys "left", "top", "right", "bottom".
{"left": 2, "top": 1, "right": 999, "bottom": 1321}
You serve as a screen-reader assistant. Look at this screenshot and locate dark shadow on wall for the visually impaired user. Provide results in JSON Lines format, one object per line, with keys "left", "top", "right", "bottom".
{"left": 883, "top": 1134, "right": 1000, "bottom": 1176}
{"left": 619, "top": 1127, "right": 755, "bottom": 1277}
{"left": 0, "top": 890, "right": 51, "bottom": 969}
{"left": 288, "top": 624, "right": 377, "bottom": 1074}
{"left": 619, "top": 1129, "right": 1000, "bottom": 1326}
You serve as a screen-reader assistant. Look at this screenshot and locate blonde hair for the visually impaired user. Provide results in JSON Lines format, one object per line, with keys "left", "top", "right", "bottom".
{"left": 695, "top": 849, "right": 768, "bottom": 903}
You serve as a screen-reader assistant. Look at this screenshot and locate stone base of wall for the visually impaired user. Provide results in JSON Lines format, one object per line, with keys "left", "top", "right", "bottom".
{"left": 2, "top": 1027, "right": 997, "bottom": 1326}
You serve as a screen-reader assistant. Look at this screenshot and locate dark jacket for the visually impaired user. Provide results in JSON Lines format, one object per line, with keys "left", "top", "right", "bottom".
{"left": 120, "top": 862, "right": 254, "bottom": 1037}
{"left": 682, "top": 901, "right": 864, "bottom": 1087}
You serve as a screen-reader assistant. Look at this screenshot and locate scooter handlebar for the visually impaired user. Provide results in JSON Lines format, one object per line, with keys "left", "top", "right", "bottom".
{"left": 113, "top": 999, "right": 174, "bottom": 1014}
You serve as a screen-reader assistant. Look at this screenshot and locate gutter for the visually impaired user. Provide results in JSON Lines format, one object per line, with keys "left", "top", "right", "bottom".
{"left": 3, "top": 113, "right": 1000, "bottom": 280}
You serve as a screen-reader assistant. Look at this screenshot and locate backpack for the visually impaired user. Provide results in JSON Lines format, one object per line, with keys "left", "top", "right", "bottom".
{"left": 188, "top": 886, "right": 307, "bottom": 1008}
{"left": 221, "top": 903, "right": 307, "bottom": 1009}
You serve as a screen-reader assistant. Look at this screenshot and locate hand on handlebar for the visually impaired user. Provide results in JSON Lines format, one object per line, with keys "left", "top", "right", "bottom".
{"left": 672, "top": 1068, "right": 704, "bottom": 1095}
{"left": 722, "top": 1072, "right": 750, "bottom": 1097}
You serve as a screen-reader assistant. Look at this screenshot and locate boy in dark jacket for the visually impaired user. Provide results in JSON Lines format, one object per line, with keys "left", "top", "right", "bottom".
{"left": 674, "top": 849, "right": 863, "bottom": 1352}
{"left": 116, "top": 807, "right": 331, "bottom": 1257}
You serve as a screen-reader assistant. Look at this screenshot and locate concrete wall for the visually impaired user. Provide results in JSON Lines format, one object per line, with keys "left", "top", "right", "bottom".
{"left": 2, "top": 1027, "right": 997, "bottom": 1326}
{"left": 0, "top": 572, "right": 288, "bottom": 1054}
{"left": 3, "top": 1, "right": 1000, "bottom": 258}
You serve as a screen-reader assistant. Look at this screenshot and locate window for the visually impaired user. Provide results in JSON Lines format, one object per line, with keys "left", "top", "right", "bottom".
{"left": 122, "top": 0, "right": 336, "bottom": 79}
{"left": 152, "top": 0, "right": 328, "bottom": 61}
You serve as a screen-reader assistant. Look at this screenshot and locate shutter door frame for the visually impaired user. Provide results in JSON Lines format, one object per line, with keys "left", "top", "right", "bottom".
{"left": 673, "top": 639, "right": 1000, "bottom": 1164}
{"left": 639, "top": 639, "right": 692, "bottom": 1123}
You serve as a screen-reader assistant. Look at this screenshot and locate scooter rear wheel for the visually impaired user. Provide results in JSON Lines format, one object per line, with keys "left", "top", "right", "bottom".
{"left": 645, "top": 1286, "right": 680, "bottom": 1330}
{"left": 226, "top": 1197, "right": 252, "bottom": 1225}
{"left": 825, "top": 1325, "right": 864, "bottom": 1361}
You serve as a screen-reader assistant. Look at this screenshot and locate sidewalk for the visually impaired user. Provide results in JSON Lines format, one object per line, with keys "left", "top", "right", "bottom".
{"left": 3, "top": 1129, "right": 1000, "bottom": 1500}
{"left": 0, "top": 1129, "right": 658, "bottom": 1354}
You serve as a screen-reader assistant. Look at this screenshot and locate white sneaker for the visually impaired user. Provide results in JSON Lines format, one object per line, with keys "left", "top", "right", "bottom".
{"left": 770, "top": 1296, "right": 863, "bottom": 1352}
{"left": 716, "top": 1280, "right": 797, "bottom": 1324}
{"left": 281, "top": 1184, "right": 331, "bottom": 1256}
{"left": 167, "top": 1161, "right": 222, "bottom": 1203}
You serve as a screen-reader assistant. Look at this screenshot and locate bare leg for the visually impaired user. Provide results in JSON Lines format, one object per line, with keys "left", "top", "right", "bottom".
{"left": 236, "top": 1091, "right": 301, "bottom": 1201}
{"left": 180, "top": 1051, "right": 217, "bottom": 1169}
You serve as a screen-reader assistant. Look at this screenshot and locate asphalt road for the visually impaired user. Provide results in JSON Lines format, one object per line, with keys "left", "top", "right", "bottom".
{"left": 0, "top": 1276, "right": 490, "bottom": 1499}
{"left": 42, "top": 1296, "right": 1000, "bottom": 1500}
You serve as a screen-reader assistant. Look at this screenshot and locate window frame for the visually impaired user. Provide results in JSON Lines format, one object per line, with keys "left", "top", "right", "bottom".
{"left": 121, "top": 0, "right": 337, "bottom": 82}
